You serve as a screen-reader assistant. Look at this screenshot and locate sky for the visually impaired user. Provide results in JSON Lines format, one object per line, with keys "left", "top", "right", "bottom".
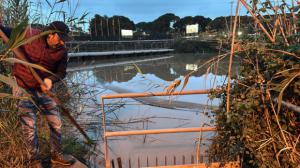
{"left": 30, "top": 0, "right": 248, "bottom": 31}
{"left": 75, "top": 0, "right": 246, "bottom": 23}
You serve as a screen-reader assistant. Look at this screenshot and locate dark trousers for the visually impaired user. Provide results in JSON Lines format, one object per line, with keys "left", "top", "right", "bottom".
{"left": 17, "top": 90, "right": 62, "bottom": 160}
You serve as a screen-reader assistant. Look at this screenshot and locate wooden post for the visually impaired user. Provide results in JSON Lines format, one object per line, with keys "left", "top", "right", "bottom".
{"left": 191, "top": 155, "right": 194, "bottom": 164}
{"left": 165, "top": 156, "right": 167, "bottom": 166}
{"left": 128, "top": 158, "right": 131, "bottom": 168}
{"left": 111, "top": 159, "right": 115, "bottom": 168}
{"left": 173, "top": 156, "right": 176, "bottom": 165}
{"left": 156, "top": 157, "right": 158, "bottom": 166}
{"left": 117, "top": 157, "right": 122, "bottom": 168}
{"left": 182, "top": 155, "right": 185, "bottom": 165}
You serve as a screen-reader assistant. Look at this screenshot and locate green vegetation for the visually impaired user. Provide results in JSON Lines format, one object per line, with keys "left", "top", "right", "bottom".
{"left": 173, "top": 39, "right": 216, "bottom": 53}
{"left": 208, "top": 0, "right": 300, "bottom": 167}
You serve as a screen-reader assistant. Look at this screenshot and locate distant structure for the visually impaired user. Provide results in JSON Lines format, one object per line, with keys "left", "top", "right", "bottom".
{"left": 185, "top": 24, "right": 199, "bottom": 38}
{"left": 121, "top": 29, "right": 133, "bottom": 38}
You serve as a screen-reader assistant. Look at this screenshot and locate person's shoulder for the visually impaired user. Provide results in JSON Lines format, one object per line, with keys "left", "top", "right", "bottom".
{"left": 24, "top": 27, "right": 43, "bottom": 38}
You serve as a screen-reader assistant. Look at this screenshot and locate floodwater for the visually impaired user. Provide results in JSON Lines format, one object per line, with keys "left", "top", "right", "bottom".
{"left": 66, "top": 53, "right": 237, "bottom": 167}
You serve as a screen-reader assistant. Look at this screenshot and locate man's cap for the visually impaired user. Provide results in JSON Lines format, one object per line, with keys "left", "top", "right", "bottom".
{"left": 46, "top": 21, "right": 72, "bottom": 41}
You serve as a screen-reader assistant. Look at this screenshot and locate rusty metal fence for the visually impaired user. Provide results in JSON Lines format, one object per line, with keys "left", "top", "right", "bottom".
{"left": 101, "top": 89, "right": 219, "bottom": 168}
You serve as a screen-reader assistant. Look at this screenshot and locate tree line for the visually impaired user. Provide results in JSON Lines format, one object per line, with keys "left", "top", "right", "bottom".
{"left": 88, "top": 13, "right": 254, "bottom": 40}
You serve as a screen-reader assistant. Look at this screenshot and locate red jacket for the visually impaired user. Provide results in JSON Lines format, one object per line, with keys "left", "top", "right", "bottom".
{"left": 12, "top": 28, "right": 68, "bottom": 90}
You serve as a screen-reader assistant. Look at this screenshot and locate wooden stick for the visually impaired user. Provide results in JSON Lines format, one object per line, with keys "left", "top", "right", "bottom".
{"left": 102, "top": 89, "right": 220, "bottom": 99}
{"left": 240, "top": 0, "right": 275, "bottom": 43}
{"left": 226, "top": 0, "right": 240, "bottom": 114}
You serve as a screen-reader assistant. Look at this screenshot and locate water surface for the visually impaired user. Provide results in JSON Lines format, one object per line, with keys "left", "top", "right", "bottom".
{"left": 66, "top": 53, "right": 235, "bottom": 167}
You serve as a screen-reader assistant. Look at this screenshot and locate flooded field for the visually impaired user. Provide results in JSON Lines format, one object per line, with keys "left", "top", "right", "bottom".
{"left": 66, "top": 53, "right": 237, "bottom": 167}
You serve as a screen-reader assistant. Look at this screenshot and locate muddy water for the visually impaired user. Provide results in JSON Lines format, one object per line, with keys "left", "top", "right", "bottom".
{"left": 66, "top": 53, "right": 237, "bottom": 167}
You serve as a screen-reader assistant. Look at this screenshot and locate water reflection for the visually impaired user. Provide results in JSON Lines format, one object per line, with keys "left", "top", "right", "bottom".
{"left": 68, "top": 53, "right": 234, "bottom": 83}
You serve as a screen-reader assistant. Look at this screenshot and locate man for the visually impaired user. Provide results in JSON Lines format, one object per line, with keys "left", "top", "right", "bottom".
{"left": 0, "top": 21, "right": 75, "bottom": 167}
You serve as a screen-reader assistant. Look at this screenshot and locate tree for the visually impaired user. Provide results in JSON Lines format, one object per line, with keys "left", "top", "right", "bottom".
{"left": 207, "top": 16, "right": 253, "bottom": 33}
{"left": 136, "top": 13, "right": 180, "bottom": 39}
{"left": 89, "top": 14, "right": 135, "bottom": 40}
{"left": 173, "top": 16, "right": 211, "bottom": 34}
{"left": 151, "top": 13, "right": 180, "bottom": 38}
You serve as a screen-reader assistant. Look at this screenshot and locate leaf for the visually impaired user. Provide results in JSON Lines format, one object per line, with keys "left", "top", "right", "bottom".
{"left": 57, "top": 0, "right": 66, "bottom": 3}
{"left": 3, "top": 58, "right": 55, "bottom": 75}
{"left": 0, "top": 74, "right": 19, "bottom": 88}
{"left": 133, "top": 63, "right": 143, "bottom": 75}
{"left": 277, "top": 72, "right": 300, "bottom": 114}
{"left": 67, "top": 17, "right": 78, "bottom": 23}
{"left": 0, "top": 93, "right": 12, "bottom": 98}
{"left": 79, "top": 11, "right": 89, "bottom": 21}
{"left": 8, "top": 19, "right": 29, "bottom": 48}
{"left": 0, "top": 93, "right": 27, "bottom": 100}
{"left": 12, "top": 30, "right": 55, "bottom": 49}
{"left": 77, "top": 21, "right": 87, "bottom": 25}
{"left": 45, "top": 0, "right": 52, "bottom": 8}
{"left": 180, "top": 74, "right": 190, "bottom": 93}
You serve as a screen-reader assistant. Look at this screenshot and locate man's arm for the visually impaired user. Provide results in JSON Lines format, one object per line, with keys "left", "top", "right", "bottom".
{"left": 48, "top": 53, "right": 68, "bottom": 83}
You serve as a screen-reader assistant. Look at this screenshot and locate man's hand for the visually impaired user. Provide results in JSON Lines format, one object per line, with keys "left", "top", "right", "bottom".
{"left": 41, "top": 78, "right": 52, "bottom": 92}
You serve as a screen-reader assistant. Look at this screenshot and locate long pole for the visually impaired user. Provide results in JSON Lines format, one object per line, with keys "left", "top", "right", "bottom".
{"left": 226, "top": 0, "right": 240, "bottom": 114}
{"left": 0, "top": 28, "right": 92, "bottom": 143}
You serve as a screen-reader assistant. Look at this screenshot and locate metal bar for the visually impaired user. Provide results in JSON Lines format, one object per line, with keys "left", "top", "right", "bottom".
{"left": 102, "top": 89, "right": 217, "bottom": 99}
{"left": 66, "top": 39, "right": 174, "bottom": 44}
{"left": 105, "top": 127, "right": 216, "bottom": 137}
{"left": 102, "top": 98, "right": 110, "bottom": 168}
